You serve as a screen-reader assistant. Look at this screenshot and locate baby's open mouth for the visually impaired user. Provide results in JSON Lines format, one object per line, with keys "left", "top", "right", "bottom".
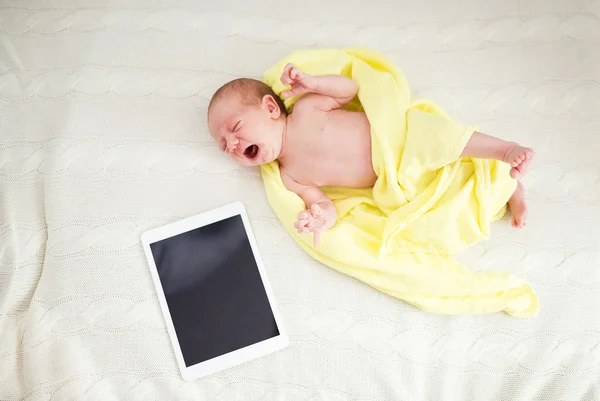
{"left": 244, "top": 144, "right": 259, "bottom": 159}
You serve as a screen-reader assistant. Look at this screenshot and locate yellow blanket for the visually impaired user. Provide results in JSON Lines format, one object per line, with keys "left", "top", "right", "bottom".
{"left": 261, "top": 47, "right": 539, "bottom": 317}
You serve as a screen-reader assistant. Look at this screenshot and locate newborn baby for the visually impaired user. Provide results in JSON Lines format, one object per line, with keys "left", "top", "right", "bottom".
{"left": 208, "top": 64, "right": 534, "bottom": 244}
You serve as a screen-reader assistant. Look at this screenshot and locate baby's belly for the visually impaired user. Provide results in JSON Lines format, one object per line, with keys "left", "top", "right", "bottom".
{"left": 314, "top": 154, "right": 378, "bottom": 189}
{"left": 294, "top": 110, "right": 378, "bottom": 188}
{"left": 326, "top": 164, "right": 378, "bottom": 188}
{"left": 319, "top": 114, "right": 377, "bottom": 188}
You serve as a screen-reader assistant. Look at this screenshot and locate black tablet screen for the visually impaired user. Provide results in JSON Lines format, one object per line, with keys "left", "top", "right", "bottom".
{"left": 149, "top": 215, "right": 279, "bottom": 367}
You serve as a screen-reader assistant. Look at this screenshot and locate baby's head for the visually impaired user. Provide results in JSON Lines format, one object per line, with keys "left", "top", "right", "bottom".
{"left": 207, "top": 78, "right": 288, "bottom": 167}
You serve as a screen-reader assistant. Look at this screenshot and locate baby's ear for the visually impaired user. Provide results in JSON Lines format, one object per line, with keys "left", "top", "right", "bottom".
{"left": 261, "top": 95, "right": 281, "bottom": 119}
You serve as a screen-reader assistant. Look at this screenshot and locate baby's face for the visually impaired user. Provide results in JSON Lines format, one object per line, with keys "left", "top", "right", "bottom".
{"left": 208, "top": 95, "right": 284, "bottom": 167}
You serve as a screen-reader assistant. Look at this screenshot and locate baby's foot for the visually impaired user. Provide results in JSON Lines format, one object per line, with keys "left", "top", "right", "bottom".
{"left": 508, "top": 182, "right": 527, "bottom": 228}
{"left": 504, "top": 144, "right": 535, "bottom": 178}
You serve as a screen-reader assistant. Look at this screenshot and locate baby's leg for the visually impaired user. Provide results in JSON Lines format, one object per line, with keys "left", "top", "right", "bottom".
{"left": 507, "top": 181, "right": 527, "bottom": 228}
{"left": 460, "top": 132, "right": 534, "bottom": 178}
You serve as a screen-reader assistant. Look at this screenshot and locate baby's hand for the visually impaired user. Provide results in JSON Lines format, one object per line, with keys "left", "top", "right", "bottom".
{"left": 280, "top": 63, "right": 317, "bottom": 98}
{"left": 294, "top": 204, "right": 335, "bottom": 247}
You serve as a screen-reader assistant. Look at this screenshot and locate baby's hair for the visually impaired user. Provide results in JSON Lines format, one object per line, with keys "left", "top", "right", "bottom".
{"left": 208, "top": 78, "right": 288, "bottom": 117}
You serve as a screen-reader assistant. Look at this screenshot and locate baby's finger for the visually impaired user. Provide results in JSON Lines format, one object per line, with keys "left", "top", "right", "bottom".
{"left": 284, "top": 63, "right": 294, "bottom": 75}
{"left": 297, "top": 210, "right": 310, "bottom": 220}
{"left": 313, "top": 231, "right": 321, "bottom": 247}
{"left": 310, "top": 204, "right": 322, "bottom": 215}
{"left": 284, "top": 63, "right": 295, "bottom": 73}
{"left": 290, "top": 67, "right": 301, "bottom": 80}
{"left": 281, "top": 90, "right": 294, "bottom": 98}
{"left": 294, "top": 219, "right": 308, "bottom": 229}
{"left": 280, "top": 74, "right": 291, "bottom": 85}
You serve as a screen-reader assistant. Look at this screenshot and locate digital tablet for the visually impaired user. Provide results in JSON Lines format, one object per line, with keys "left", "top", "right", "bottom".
{"left": 141, "top": 202, "right": 289, "bottom": 381}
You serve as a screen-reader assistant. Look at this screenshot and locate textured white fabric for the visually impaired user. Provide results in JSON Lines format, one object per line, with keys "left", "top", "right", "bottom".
{"left": 1, "top": 1, "right": 599, "bottom": 400}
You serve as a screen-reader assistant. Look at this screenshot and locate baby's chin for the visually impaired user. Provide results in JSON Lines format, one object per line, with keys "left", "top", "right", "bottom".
{"left": 238, "top": 156, "right": 275, "bottom": 167}
{"left": 234, "top": 154, "right": 271, "bottom": 167}
{"left": 251, "top": 148, "right": 277, "bottom": 166}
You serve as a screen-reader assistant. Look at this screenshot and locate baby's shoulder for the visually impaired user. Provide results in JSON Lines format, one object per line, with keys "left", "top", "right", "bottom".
{"left": 292, "top": 94, "right": 329, "bottom": 114}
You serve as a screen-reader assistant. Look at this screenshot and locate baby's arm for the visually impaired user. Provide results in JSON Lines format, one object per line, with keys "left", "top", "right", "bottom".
{"left": 311, "top": 74, "right": 358, "bottom": 108}
{"left": 280, "top": 63, "right": 358, "bottom": 109}
{"left": 281, "top": 170, "right": 336, "bottom": 246}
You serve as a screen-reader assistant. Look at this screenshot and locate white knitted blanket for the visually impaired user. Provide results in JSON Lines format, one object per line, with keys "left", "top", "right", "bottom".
{"left": 1, "top": 0, "right": 599, "bottom": 399}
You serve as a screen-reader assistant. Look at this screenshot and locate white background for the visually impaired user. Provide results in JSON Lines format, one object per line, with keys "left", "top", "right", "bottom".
{"left": 1, "top": 0, "right": 599, "bottom": 400}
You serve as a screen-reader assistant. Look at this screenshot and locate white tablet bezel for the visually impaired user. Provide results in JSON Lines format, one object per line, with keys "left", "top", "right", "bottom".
{"left": 141, "top": 201, "right": 289, "bottom": 381}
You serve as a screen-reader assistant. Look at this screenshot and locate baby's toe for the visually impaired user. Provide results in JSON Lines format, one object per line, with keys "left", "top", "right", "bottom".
{"left": 518, "top": 154, "right": 533, "bottom": 175}
{"left": 511, "top": 213, "right": 523, "bottom": 228}
{"left": 525, "top": 151, "right": 534, "bottom": 162}
{"left": 512, "top": 214, "right": 527, "bottom": 228}
{"left": 294, "top": 219, "right": 307, "bottom": 229}
{"left": 524, "top": 148, "right": 535, "bottom": 161}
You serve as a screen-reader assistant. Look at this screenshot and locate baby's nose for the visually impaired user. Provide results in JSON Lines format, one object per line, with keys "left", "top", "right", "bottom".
{"left": 226, "top": 137, "right": 239, "bottom": 152}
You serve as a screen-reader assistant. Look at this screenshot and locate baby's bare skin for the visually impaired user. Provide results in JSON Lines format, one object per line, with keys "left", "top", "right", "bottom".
{"left": 208, "top": 64, "right": 534, "bottom": 245}
{"left": 279, "top": 102, "right": 376, "bottom": 189}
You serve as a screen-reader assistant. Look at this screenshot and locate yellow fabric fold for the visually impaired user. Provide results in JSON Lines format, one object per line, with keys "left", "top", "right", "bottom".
{"left": 261, "top": 47, "right": 539, "bottom": 317}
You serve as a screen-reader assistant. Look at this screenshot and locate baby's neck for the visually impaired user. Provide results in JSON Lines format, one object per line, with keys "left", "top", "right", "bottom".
{"left": 276, "top": 115, "right": 292, "bottom": 164}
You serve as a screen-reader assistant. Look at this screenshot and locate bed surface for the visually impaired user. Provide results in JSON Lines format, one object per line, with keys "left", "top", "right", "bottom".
{"left": 1, "top": 0, "right": 599, "bottom": 399}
